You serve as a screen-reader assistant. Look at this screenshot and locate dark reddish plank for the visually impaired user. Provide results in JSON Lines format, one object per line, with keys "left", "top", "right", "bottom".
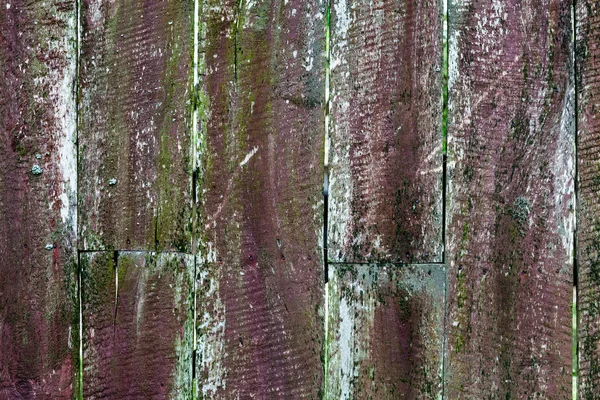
{"left": 327, "top": 0, "right": 444, "bottom": 263}
{"left": 78, "top": 0, "right": 194, "bottom": 251}
{"left": 0, "top": 0, "right": 78, "bottom": 397}
{"left": 81, "top": 251, "right": 194, "bottom": 399}
{"left": 195, "top": 0, "right": 325, "bottom": 397}
{"left": 577, "top": 2, "right": 600, "bottom": 397}
{"left": 446, "top": 1, "right": 574, "bottom": 398}
{"left": 325, "top": 264, "right": 445, "bottom": 399}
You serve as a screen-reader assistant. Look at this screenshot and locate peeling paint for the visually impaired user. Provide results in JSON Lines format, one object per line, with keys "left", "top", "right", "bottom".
{"left": 238, "top": 145, "right": 258, "bottom": 167}
{"left": 446, "top": 1, "right": 574, "bottom": 397}
{"left": 196, "top": 0, "right": 325, "bottom": 396}
{"left": 326, "top": 264, "right": 445, "bottom": 399}
{"left": 196, "top": 268, "right": 227, "bottom": 397}
{"left": 78, "top": 0, "right": 194, "bottom": 251}
{"left": 81, "top": 252, "right": 194, "bottom": 399}
{"left": 31, "top": 165, "right": 43, "bottom": 175}
{"left": 0, "top": 0, "right": 78, "bottom": 397}
{"left": 328, "top": 0, "right": 444, "bottom": 263}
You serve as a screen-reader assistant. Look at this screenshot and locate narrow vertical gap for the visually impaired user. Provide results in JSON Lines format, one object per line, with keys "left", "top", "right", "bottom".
{"left": 572, "top": 1, "right": 579, "bottom": 398}
{"left": 441, "top": 0, "right": 449, "bottom": 398}
{"left": 154, "top": 214, "right": 159, "bottom": 251}
{"left": 323, "top": 0, "right": 331, "bottom": 398}
{"left": 191, "top": 0, "right": 200, "bottom": 398}
{"left": 112, "top": 250, "right": 119, "bottom": 336}
{"left": 77, "top": 251, "right": 83, "bottom": 400}
{"left": 323, "top": 171, "right": 329, "bottom": 283}
{"left": 75, "top": 0, "right": 83, "bottom": 397}
{"left": 323, "top": 280, "right": 329, "bottom": 400}
{"left": 192, "top": 168, "right": 198, "bottom": 400}
{"left": 441, "top": 0, "right": 449, "bottom": 265}
{"left": 323, "top": 0, "right": 331, "bottom": 283}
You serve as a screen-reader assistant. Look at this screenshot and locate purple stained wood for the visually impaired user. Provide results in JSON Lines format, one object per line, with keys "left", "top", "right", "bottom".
{"left": 326, "top": 264, "right": 445, "bottom": 399}
{"left": 327, "top": 0, "right": 444, "bottom": 263}
{"left": 81, "top": 251, "right": 194, "bottom": 399}
{"left": 576, "top": 2, "right": 600, "bottom": 397}
{"left": 78, "top": 0, "right": 194, "bottom": 252}
{"left": 446, "top": 0, "right": 575, "bottom": 398}
{"left": 0, "top": 0, "right": 78, "bottom": 397}
{"left": 195, "top": 0, "right": 325, "bottom": 397}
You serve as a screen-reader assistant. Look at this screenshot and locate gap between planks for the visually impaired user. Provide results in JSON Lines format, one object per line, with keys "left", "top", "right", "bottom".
{"left": 322, "top": 1, "right": 450, "bottom": 398}
{"left": 191, "top": 0, "right": 201, "bottom": 396}
{"left": 572, "top": 0, "right": 579, "bottom": 397}
{"left": 75, "top": 0, "right": 82, "bottom": 397}
{"left": 323, "top": 0, "right": 332, "bottom": 398}
{"left": 71, "top": 0, "right": 453, "bottom": 398}
{"left": 321, "top": 0, "right": 449, "bottom": 397}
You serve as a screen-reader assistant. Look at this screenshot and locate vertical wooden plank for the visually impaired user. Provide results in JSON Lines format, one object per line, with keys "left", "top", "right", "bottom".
{"left": 81, "top": 251, "right": 194, "bottom": 399}
{"left": 446, "top": 1, "right": 575, "bottom": 398}
{"left": 78, "top": 0, "right": 194, "bottom": 251}
{"left": 0, "top": 0, "right": 78, "bottom": 397}
{"left": 328, "top": 0, "right": 444, "bottom": 263}
{"left": 195, "top": 0, "right": 325, "bottom": 397}
{"left": 326, "top": 264, "right": 445, "bottom": 399}
{"left": 577, "top": 2, "right": 600, "bottom": 397}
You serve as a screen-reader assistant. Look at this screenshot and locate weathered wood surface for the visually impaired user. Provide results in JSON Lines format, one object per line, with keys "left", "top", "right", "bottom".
{"left": 326, "top": 264, "right": 445, "bottom": 399}
{"left": 327, "top": 0, "right": 444, "bottom": 263}
{"left": 81, "top": 251, "right": 194, "bottom": 399}
{"left": 0, "top": 0, "right": 78, "bottom": 398}
{"left": 446, "top": 1, "right": 575, "bottom": 398}
{"left": 78, "top": 0, "right": 194, "bottom": 251}
{"left": 577, "top": 2, "right": 600, "bottom": 397}
{"left": 195, "top": 0, "right": 325, "bottom": 397}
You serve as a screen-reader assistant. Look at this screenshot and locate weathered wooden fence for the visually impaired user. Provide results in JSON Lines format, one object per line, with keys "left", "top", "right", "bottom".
{"left": 1, "top": 0, "right": 598, "bottom": 398}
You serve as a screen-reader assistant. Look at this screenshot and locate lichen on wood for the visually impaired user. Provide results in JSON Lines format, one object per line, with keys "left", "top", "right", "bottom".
{"left": 326, "top": 264, "right": 446, "bottom": 399}
{"left": 446, "top": 0, "right": 575, "bottom": 397}
{"left": 0, "top": 0, "right": 78, "bottom": 397}
{"left": 576, "top": 1, "right": 600, "bottom": 397}
{"left": 328, "top": 0, "right": 445, "bottom": 263}
{"left": 195, "top": 0, "right": 326, "bottom": 397}
{"left": 81, "top": 251, "right": 194, "bottom": 399}
{"left": 78, "top": 0, "right": 194, "bottom": 252}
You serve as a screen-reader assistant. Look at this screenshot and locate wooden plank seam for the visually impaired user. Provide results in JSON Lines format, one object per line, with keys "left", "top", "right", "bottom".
{"left": 323, "top": 1, "right": 449, "bottom": 396}
{"left": 571, "top": 0, "right": 577, "bottom": 368}
{"left": 76, "top": 0, "right": 83, "bottom": 396}
{"left": 191, "top": 0, "right": 200, "bottom": 397}
{"left": 323, "top": 0, "right": 331, "bottom": 284}
{"left": 45, "top": 0, "right": 580, "bottom": 396}
{"left": 323, "top": 1, "right": 332, "bottom": 398}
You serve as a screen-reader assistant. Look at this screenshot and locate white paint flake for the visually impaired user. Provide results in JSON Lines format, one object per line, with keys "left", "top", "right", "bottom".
{"left": 239, "top": 146, "right": 258, "bottom": 167}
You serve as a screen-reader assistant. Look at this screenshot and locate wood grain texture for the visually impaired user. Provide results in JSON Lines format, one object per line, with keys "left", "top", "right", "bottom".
{"left": 195, "top": 0, "right": 325, "bottom": 397}
{"left": 446, "top": 1, "right": 575, "bottom": 398}
{"left": 577, "top": 2, "right": 600, "bottom": 397}
{"left": 0, "top": 0, "right": 78, "bottom": 397}
{"left": 325, "top": 264, "right": 445, "bottom": 399}
{"left": 78, "top": 0, "right": 194, "bottom": 251}
{"left": 81, "top": 251, "right": 194, "bottom": 399}
{"left": 327, "top": 0, "right": 444, "bottom": 263}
